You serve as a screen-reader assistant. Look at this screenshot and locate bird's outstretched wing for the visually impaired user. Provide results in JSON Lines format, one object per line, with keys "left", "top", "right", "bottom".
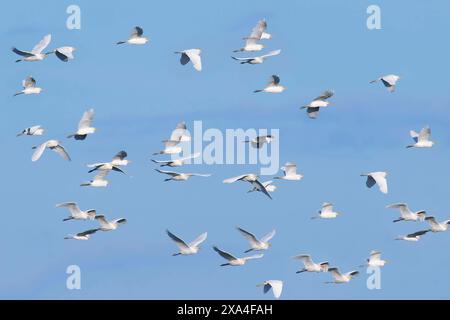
{"left": 260, "top": 229, "right": 276, "bottom": 243}
{"left": 223, "top": 174, "right": 252, "bottom": 184}
{"left": 184, "top": 49, "right": 202, "bottom": 71}
{"left": 78, "top": 109, "right": 94, "bottom": 129}
{"left": 23, "top": 76, "right": 36, "bottom": 88}
{"left": 260, "top": 49, "right": 281, "bottom": 59}
{"left": 188, "top": 232, "right": 208, "bottom": 248}
{"left": 131, "top": 26, "right": 144, "bottom": 37}
{"left": 54, "top": 145, "right": 71, "bottom": 161}
{"left": 313, "top": 90, "right": 334, "bottom": 101}
{"left": 251, "top": 180, "right": 272, "bottom": 199}
{"left": 113, "top": 151, "right": 128, "bottom": 161}
{"left": 77, "top": 229, "right": 99, "bottom": 237}
{"left": 32, "top": 141, "right": 48, "bottom": 162}
{"left": 55, "top": 46, "right": 75, "bottom": 62}
{"left": 268, "top": 75, "right": 280, "bottom": 85}
{"left": 166, "top": 230, "right": 189, "bottom": 250}
{"left": 213, "top": 246, "right": 237, "bottom": 261}
{"left": 12, "top": 47, "right": 33, "bottom": 57}
{"left": 236, "top": 227, "right": 259, "bottom": 245}
{"left": 32, "top": 34, "right": 52, "bottom": 54}
{"left": 246, "top": 20, "right": 267, "bottom": 44}
{"left": 418, "top": 127, "right": 431, "bottom": 142}
{"left": 155, "top": 169, "right": 179, "bottom": 176}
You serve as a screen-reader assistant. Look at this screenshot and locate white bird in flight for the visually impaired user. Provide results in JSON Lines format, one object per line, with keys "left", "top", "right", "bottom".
{"left": 81, "top": 170, "right": 110, "bottom": 187}
{"left": 407, "top": 127, "right": 435, "bottom": 148}
{"left": 153, "top": 140, "right": 182, "bottom": 156}
{"left": 370, "top": 74, "right": 401, "bottom": 92}
{"left": 64, "top": 229, "right": 99, "bottom": 241}
{"left": 232, "top": 49, "right": 281, "bottom": 65}
{"left": 87, "top": 151, "right": 130, "bottom": 174}
{"left": 395, "top": 230, "right": 429, "bottom": 242}
{"left": 166, "top": 230, "right": 208, "bottom": 256}
{"left": 52, "top": 46, "right": 76, "bottom": 62}
{"left": 56, "top": 202, "right": 96, "bottom": 221}
{"left": 361, "top": 171, "right": 388, "bottom": 194}
{"left": 244, "top": 135, "right": 274, "bottom": 149}
{"left": 170, "top": 122, "right": 191, "bottom": 142}
{"left": 311, "top": 202, "right": 340, "bottom": 219}
{"left": 32, "top": 140, "right": 71, "bottom": 162}
{"left": 234, "top": 20, "right": 270, "bottom": 52}
{"left": 12, "top": 34, "right": 52, "bottom": 62}
{"left": 14, "top": 76, "right": 42, "bottom": 96}
{"left": 236, "top": 227, "right": 276, "bottom": 252}
{"left": 274, "top": 162, "right": 303, "bottom": 181}
{"left": 257, "top": 280, "right": 283, "bottom": 299}
{"left": 213, "top": 246, "right": 264, "bottom": 266}
{"left": 117, "top": 26, "right": 149, "bottom": 45}
{"left": 300, "top": 90, "right": 334, "bottom": 119}
{"left": 223, "top": 173, "right": 272, "bottom": 199}
{"left": 247, "top": 180, "right": 277, "bottom": 194}
{"left": 17, "top": 125, "right": 44, "bottom": 137}
{"left": 292, "top": 254, "right": 329, "bottom": 273}
{"left": 175, "top": 49, "right": 202, "bottom": 71}
{"left": 326, "top": 267, "right": 359, "bottom": 284}
{"left": 152, "top": 153, "right": 200, "bottom": 167}
{"left": 423, "top": 216, "right": 450, "bottom": 233}
{"left": 386, "top": 203, "right": 426, "bottom": 222}
{"left": 254, "top": 75, "right": 286, "bottom": 93}
{"left": 360, "top": 251, "right": 387, "bottom": 268}
{"left": 67, "top": 109, "right": 96, "bottom": 140}
{"left": 155, "top": 169, "right": 211, "bottom": 181}
{"left": 95, "top": 215, "right": 127, "bottom": 231}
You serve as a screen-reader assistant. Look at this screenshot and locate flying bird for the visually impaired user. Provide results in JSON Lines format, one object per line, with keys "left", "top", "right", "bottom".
{"left": 170, "top": 122, "right": 191, "bottom": 142}
{"left": 244, "top": 135, "right": 274, "bottom": 149}
{"left": 292, "top": 254, "right": 329, "bottom": 273}
{"left": 370, "top": 74, "right": 400, "bottom": 92}
{"left": 326, "top": 267, "right": 359, "bottom": 284}
{"left": 174, "top": 49, "right": 202, "bottom": 71}
{"left": 360, "top": 251, "right": 387, "bottom": 268}
{"left": 166, "top": 230, "right": 207, "bottom": 256}
{"left": 56, "top": 202, "right": 96, "bottom": 221}
{"left": 32, "top": 140, "right": 71, "bottom": 162}
{"left": 423, "top": 216, "right": 450, "bottom": 233}
{"left": 151, "top": 153, "right": 200, "bottom": 167}
{"left": 14, "top": 76, "right": 42, "bottom": 96}
{"left": 231, "top": 49, "right": 281, "bottom": 65}
{"left": 234, "top": 20, "right": 269, "bottom": 52}
{"left": 395, "top": 230, "right": 429, "bottom": 242}
{"left": 64, "top": 229, "right": 99, "bottom": 241}
{"left": 300, "top": 90, "right": 334, "bottom": 119}
{"left": 257, "top": 280, "right": 283, "bottom": 299}
{"left": 67, "top": 109, "right": 96, "bottom": 140}
{"left": 52, "top": 46, "right": 76, "bottom": 62}
{"left": 80, "top": 170, "right": 109, "bottom": 187}
{"left": 386, "top": 203, "right": 426, "bottom": 222}
{"left": 236, "top": 227, "right": 276, "bottom": 252}
{"left": 153, "top": 140, "right": 182, "bottom": 156}
{"left": 12, "top": 34, "right": 52, "bottom": 62}
{"left": 17, "top": 125, "right": 44, "bottom": 137}
{"left": 117, "top": 26, "right": 149, "bottom": 45}
{"left": 213, "top": 246, "right": 264, "bottom": 266}
{"left": 155, "top": 169, "right": 211, "bottom": 181}
{"left": 223, "top": 174, "right": 272, "bottom": 199}
{"left": 254, "top": 75, "right": 286, "bottom": 93}
{"left": 311, "top": 203, "right": 340, "bottom": 219}
{"left": 87, "top": 151, "right": 130, "bottom": 174}
{"left": 361, "top": 171, "right": 388, "bottom": 194}
{"left": 95, "top": 215, "right": 127, "bottom": 231}
{"left": 274, "top": 163, "right": 303, "bottom": 181}
{"left": 407, "top": 127, "right": 435, "bottom": 148}
{"left": 247, "top": 180, "right": 276, "bottom": 194}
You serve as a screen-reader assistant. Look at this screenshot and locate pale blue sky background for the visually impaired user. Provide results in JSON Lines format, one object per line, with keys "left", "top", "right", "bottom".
{"left": 1, "top": 0, "right": 449, "bottom": 299}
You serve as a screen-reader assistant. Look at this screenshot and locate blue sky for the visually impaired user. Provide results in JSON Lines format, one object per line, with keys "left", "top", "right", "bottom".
{"left": 1, "top": 0, "right": 450, "bottom": 299}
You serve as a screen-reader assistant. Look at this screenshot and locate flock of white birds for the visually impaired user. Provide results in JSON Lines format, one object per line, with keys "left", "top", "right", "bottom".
{"left": 12, "top": 20, "right": 446, "bottom": 300}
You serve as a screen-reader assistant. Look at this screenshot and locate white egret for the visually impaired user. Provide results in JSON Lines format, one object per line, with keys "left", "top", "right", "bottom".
{"left": 223, "top": 174, "right": 272, "bottom": 199}
{"left": 395, "top": 230, "right": 429, "bottom": 242}
{"left": 360, "top": 251, "right": 387, "bottom": 268}
{"left": 311, "top": 203, "right": 340, "bottom": 219}
{"left": 370, "top": 74, "right": 400, "bottom": 92}
{"left": 300, "top": 90, "right": 334, "bottom": 119}
{"left": 153, "top": 140, "right": 182, "bottom": 156}
{"left": 213, "top": 246, "right": 264, "bottom": 266}
{"left": 254, "top": 75, "right": 286, "bottom": 93}
{"left": 14, "top": 76, "right": 42, "bottom": 96}
{"left": 117, "top": 26, "right": 149, "bottom": 45}
{"left": 274, "top": 163, "right": 303, "bottom": 181}
{"left": 234, "top": 20, "right": 269, "bottom": 52}
{"left": 95, "top": 215, "right": 127, "bottom": 231}
{"left": 244, "top": 135, "right": 274, "bottom": 149}
{"left": 56, "top": 202, "right": 96, "bottom": 221}
{"left": 386, "top": 203, "right": 426, "bottom": 222}
{"left": 424, "top": 216, "right": 450, "bottom": 233}
{"left": 17, "top": 125, "right": 44, "bottom": 137}
{"left": 32, "top": 140, "right": 71, "bottom": 162}
{"left": 232, "top": 49, "right": 281, "bottom": 64}
{"left": 52, "top": 46, "right": 76, "bottom": 62}
{"left": 12, "top": 34, "right": 52, "bottom": 62}
{"left": 166, "top": 230, "right": 207, "bottom": 256}
{"left": 247, "top": 180, "right": 276, "bottom": 194}
{"left": 67, "top": 109, "right": 96, "bottom": 140}
{"left": 361, "top": 171, "right": 388, "bottom": 194}
{"left": 80, "top": 170, "right": 109, "bottom": 187}
{"left": 87, "top": 151, "right": 130, "bottom": 174}
{"left": 257, "top": 280, "right": 283, "bottom": 299}
{"left": 292, "top": 254, "right": 329, "bottom": 273}
{"left": 170, "top": 122, "right": 191, "bottom": 142}
{"left": 407, "top": 127, "right": 434, "bottom": 148}
{"left": 326, "top": 267, "right": 359, "bottom": 284}
{"left": 174, "top": 49, "right": 202, "bottom": 71}
{"left": 236, "top": 227, "right": 276, "bottom": 252}
{"left": 64, "top": 229, "right": 99, "bottom": 240}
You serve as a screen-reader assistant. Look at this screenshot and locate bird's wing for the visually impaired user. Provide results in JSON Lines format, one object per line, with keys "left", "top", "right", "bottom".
{"left": 32, "top": 141, "right": 48, "bottom": 161}
{"left": 371, "top": 172, "right": 388, "bottom": 194}
{"left": 188, "top": 173, "right": 211, "bottom": 177}
{"left": 179, "top": 152, "right": 200, "bottom": 162}
{"left": 306, "top": 107, "right": 320, "bottom": 119}
{"left": 78, "top": 109, "right": 94, "bottom": 129}
{"left": 329, "top": 268, "right": 342, "bottom": 280}
{"left": 260, "top": 229, "right": 276, "bottom": 243}
{"left": 179, "top": 52, "right": 190, "bottom": 65}
{"left": 155, "top": 169, "right": 179, "bottom": 176}
{"left": 313, "top": 90, "right": 334, "bottom": 101}
{"left": 409, "top": 130, "right": 419, "bottom": 143}
{"left": 260, "top": 49, "right": 281, "bottom": 58}
{"left": 31, "top": 34, "right": 52, "bottom": 54}
{"left": 213, "top": 246, "right": 237, "bottom": 261}
{"left": 408, "top": 230, "right": 429, "bottom": 237}
{"left": 418, "top": 127, "right": 431, "bottom": 142}
{"left": 283, "top": 163, "right": 297, "bottom": 176}
{"left": 170, "top": 122, "right": 188, "bottom": 141}
{"left": 243, "top": 253, "right": 264, "bottom": 261}
{"left": 131, "top": 26, "right": 144, "bottom": 37}
{"left": 369, "top": 251, "right": 381, "bottom": 262}
{"left": 184, "top": 49, "right": 202, "bottom": 71}
{"left": 231, "top": 56, "right": 253, "bottom": 61}
{"left": 56, "top": 202, "right": 80, "bottom": 214}
{"left": 425, "top": 217, "right": 439, "bottom": 228}
{"left": 95, "top": 215, "right": 109, "bottom": 228}
{"left": 321, "top": 203, "right": 333, "bottom": 214}
{"left": 251, "top": 180, "right": 272, "bottom": 199}
{"left": 268, "top": 75, "right": 280, "bottom": 85}
{"left": 382, "top": 75, "right": 398, "bottom": 86}
{"left": 54, "top": 145, "right": 71, "bottom": 161}
{"left": 236, "top": 227, "right": 259, "bottom": 245}
{"left": 163, "top": 139, "right": 181, "bottom": 147}
{"left": 246, "top": 20, "right": 266, "bottom": 43}
{"left": 23, "top": 76, "right": 36, "bottom": 88}
{"left": 87, "top": 162, "right": 107, "bottom": 168}
{"left": 223, "top": 174, "right": 250, "bottom": 184}
{"left": 94, "top": 170, "right": 109, "bottom": 181}
{"left": 166, "top": 230, "right": 189, "bottom": 250}
{"left": 293, "top": 254, "right": 314, "bottom": 267}
{"left": 188, "top": 232, "right": 208, "bottom": 248}
{"left": 77, "top": 229, "right": 99, "bottom": 237}
{"left": 112, "top": 151, "right": 127, "bottom": 161}
{"left": 265, "top": 280, "right": 283, "bottom": 299}
{"left": 55, "top": 46, "right": 75, "bottom": 61}
{"left": 12, "top": 47, "right": 34, "bottom": 57}
{"left": 151, "top": 159, "right": 171, "bottom": 164}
